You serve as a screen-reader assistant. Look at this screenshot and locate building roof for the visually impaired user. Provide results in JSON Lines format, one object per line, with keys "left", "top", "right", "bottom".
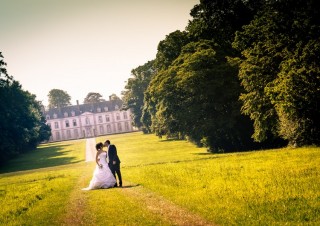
{"left": 45, "top": 99, "right": 123, "bottom": 119}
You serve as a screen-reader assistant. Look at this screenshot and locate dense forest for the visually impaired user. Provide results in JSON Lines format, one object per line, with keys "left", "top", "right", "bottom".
{"left": 122, "top": 0, "right": 320, "bottom": 152}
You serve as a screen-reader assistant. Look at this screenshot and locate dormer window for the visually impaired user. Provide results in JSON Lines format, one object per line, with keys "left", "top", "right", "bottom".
{"left": 115, "top": 105, "right": 119, "bottom": 110}
{"left": 46, "top": 115, "right": 50, "bottom": 120}
{"left": 53, "top": 113, "right": 57, "bottom": 119}
{"left": 97, "top": 107, "right": 101, "bottom": 113}
{"left": 104, "top": 107, "right": 108, "bottom": 111}
{"left": 64, "top": 112, "right": 68, "bottom": 117}
{"left": 71, "top": 111, "right": 75, "bottom": 116}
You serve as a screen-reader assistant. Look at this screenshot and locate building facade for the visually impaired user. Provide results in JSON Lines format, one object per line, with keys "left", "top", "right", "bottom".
{"left": 45, "top": 99, "right": 134, "bottom": 142}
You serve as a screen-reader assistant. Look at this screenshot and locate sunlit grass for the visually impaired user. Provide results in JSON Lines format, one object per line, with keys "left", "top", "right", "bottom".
{"left": 96, "top": 131, "right": 209, "bottom": 167}
{"left": 1, "top": 132, "right": 319, "bottom": 225}
{"left": 0, "top": 164, "right": 84, "bottom": 225}
{"left": 123, "top": 146, "right": 320, "bottom": 225}
{"left": 84, "top": 188, "right": 171, "bottom": 225}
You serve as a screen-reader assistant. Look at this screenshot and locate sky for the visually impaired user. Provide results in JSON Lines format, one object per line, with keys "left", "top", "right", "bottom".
{"left": 0, "top": 0, "right": 199, "bottom": 106}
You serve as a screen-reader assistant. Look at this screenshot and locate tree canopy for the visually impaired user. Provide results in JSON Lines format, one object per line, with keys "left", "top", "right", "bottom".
{"left": 84, "top": 92, "right": 105, "bottom": 104}
{"left": 122, "top": 60, "right": 155, "bottom": 131}
{"left": 47, "top": 89, "right": 71, "bottom": 109}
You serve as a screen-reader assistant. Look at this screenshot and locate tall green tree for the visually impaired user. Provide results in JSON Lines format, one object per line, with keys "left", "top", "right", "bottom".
{"left": 48, "top": 89, "right": 71, "bottom": 109}
{"left": 83, "top": 92, "right": 105, "bottom": 104}
{"left": 122, "top": 60, "right": 155, "bottom": 131}
{"left": 145, "top": 41, "right": 256, "bottom": 151}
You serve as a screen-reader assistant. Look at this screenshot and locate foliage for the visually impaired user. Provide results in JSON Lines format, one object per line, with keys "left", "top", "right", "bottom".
{"left": 144, "top": 41, "right": 256, "bottom": 151}
{"left": 233, "top": 0, "right": 320, "bottom": 145}
{"left": 83, "top": 92, "right": 105, "bottom": 104}
{"left": 154, "top": 30, "right": 190, "bottom": 70}
{"left": 125, "top": 0, "right": 320, "bottom": 150}
{"left": 122, "top": 60, "right": 155, "bottom": 131}
{"left": 186, "top": 0, "right": 262, "bottom": 46}
{"left": 0, "top": 52, "right": 51, "bottom": 164}
{"left": 139, "top": 0, "right": 265, "bottom": 152}
{"left": 107, "top": 93, "right": 121, "bottom": 101}
{"left": 47, "top": 89, "right": 71, "bottom": 109}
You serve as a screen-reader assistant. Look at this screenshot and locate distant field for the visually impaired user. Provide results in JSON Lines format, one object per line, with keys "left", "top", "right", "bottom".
{"left": 1, "top": 131, "right": 319, "bottom": 225}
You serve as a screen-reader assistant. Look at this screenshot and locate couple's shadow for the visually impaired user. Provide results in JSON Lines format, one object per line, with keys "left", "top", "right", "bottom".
{"left": 113, "top": 184, "right": 140, "bottom": 189}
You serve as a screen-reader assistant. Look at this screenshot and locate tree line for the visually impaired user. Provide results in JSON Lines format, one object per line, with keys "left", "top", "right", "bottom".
{"left": 47, "top": 89, "right": 121, "bottom": 109}
{"left": 122, "top": 0, "right": 320, "bottom": 152}
{"left": 0, "top": 53, "right": 51, "bottom": 164}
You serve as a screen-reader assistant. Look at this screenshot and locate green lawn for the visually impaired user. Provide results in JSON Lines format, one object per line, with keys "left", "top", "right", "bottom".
{"left": 1, "top": 132, "right": 319, "bottom": 225}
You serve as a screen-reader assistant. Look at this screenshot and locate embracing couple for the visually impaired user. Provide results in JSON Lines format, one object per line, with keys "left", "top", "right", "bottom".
{"left": 82, "top": 140, "right": 122, "bottom": 190}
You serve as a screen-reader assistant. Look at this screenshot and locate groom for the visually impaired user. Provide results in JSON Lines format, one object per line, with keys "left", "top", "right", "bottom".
{"left": 104, "top": 139, "right": 122, "bottom": 187}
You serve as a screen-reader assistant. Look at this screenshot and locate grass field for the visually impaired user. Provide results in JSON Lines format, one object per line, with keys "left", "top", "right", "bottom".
{"left": 0, "top": 132, "right": 319, "bottom": 225}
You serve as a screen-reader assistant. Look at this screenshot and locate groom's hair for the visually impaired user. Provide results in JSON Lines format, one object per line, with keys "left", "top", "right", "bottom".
{"left": 105, "top": 140, "right": 111, "bottom": 145}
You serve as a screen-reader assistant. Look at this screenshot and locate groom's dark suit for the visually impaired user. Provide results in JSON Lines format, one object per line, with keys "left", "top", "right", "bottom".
{"left": 108, "top": 144, "right": 122, "bottom": 187}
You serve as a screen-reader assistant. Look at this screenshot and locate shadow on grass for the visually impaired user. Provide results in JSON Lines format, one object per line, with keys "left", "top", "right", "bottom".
{"left": 0, "top": 143, "right": 82, "bottom": 174}
{"left": 159, "top": 139, "right": 179, "bottom": 142}
{"left": 120, "top": 184, "right": 140, "bottom": 189}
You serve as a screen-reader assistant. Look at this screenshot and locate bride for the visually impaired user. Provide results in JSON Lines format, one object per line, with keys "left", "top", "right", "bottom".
{"left": 82, "top": 142, "right": 116, "bottom": 190}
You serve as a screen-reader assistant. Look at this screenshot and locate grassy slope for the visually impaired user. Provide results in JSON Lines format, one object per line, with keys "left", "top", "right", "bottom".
{"left": 1, "top": 132, "right": 319, "bottom": 225}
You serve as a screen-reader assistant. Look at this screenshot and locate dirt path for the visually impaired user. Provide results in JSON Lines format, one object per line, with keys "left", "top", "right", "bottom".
{"left": 85, "top": 138, "right": 96, "bottom": 162}
{"left": 81, "top": 138, "right": 216, "bottom": 225}
{"left": 120, "top": 183, "right": 216, "bottom": 226}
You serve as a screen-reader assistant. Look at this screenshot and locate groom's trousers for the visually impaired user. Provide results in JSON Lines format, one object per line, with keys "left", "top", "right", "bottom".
{"left": 109, "top": 163, "right": 122, "bottom": 186}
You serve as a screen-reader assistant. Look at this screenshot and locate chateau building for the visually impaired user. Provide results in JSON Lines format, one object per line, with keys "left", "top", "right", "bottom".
{"left": 45, "top": 99, "right": 134, "bottom": 142}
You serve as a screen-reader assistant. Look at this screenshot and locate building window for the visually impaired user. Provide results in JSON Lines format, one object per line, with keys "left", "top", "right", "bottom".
{"left": 125, "top": 122, "right": 129, "bottom": 131}
{"left": 47, "top": 123, "right": 51, "bottom": 128}
{"left": 85, "top": 117, "right": 90, "bottom": 125}
{"left": 98, "top": 116, "right": 103, "bottom": 123}
{"left": 116, "top": 113, "right": 120, "bottom": 120}
{"left": 115, "top": 105, "right": 119, "bottom": 110}
{"left": 64, "top": 112, "right": 68, "bottom": 117}
{"left": 65, "top": 120, "right": 70, "bottom": 127}
{"left": 99, "top": 125, "right": 104, "bottom": 134}
{"left": 118, "top": 123, "right": 122, "bottom": 132}
{"left": 71, "top": 111, "right": 75, "bottom": 116}
{"left": 46, "top": 115, "right": 50, "bottom": 120}
{"left": 105, "top": 115, "right": 110, "bottom": 122}
{"left": 55, "top": 131, "right": 60, "bottom": 140}
{"left": 54, "top": 122, "right": 59, "bottom": 129}
{"left": 123, "top": 111, "right": 128, "bottom": 119}
{"left": 104, "top": 107, "right": 108, "bottom": 111}
{"left": 67, "top": 130, "right": 71, "bottom": 139}
{"left": 106, "top": 124, "right": 111, "bottom": 133}
{"left": 73, "top": 119, "right": 77, "bottom": 126}
{"left": 97, "top": 107, "right": 101, "bottom": 113}
{"left": 53, "top": 114, "right": 57, "bottom": 119}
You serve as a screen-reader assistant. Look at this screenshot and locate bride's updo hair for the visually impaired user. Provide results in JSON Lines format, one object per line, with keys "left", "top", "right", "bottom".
{"left": 96, "top": 142, "right": 103, "bottom": 151}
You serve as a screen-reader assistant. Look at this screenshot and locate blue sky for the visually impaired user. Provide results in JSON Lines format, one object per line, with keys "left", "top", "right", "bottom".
{"left": 0, "top": 0, "right": 198, "bottom": 106}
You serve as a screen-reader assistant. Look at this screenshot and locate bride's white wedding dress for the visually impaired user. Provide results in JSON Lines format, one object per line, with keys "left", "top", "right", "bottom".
{"left": 82, "top": 152, "right": 116, "bottom": 190}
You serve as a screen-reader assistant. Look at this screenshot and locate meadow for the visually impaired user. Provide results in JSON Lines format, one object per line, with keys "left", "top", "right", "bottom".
{"left": 0, "top": 131, "right": 319, "bottom": 225}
